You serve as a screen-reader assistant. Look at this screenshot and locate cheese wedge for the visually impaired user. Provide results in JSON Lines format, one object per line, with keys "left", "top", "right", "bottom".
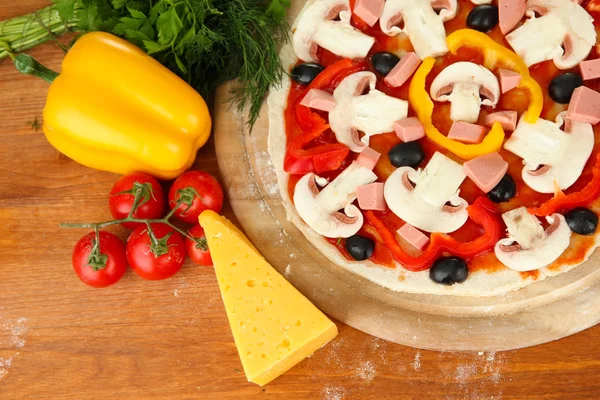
{"left": 199, "top": 211, "right": 338, "bottom": 386}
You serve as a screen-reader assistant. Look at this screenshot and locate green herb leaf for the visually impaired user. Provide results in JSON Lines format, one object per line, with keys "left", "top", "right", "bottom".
{"left": 143, "top": 40, "right": 167, "bottom": 54}
{"left": 127, "top": 7, "right": 146, "bottom": 20}
{"left": 265, "top": 0, "right": 290, "bottom": 23}
{"left": 27, "top": 117, "right": 41, "bottom": 131}
{"left": 174, "top": 54, "right": 188, "bottom": 74}
{"left": 114, "top": 16, "right": 144, "bottom": 33}
{"left": 111, "top": 0, "right": 127, "bottom": 9}
{"left": 148, "top": 3, "right": 160, "bottom": 24}
{"left": 124, "top": 28, "right": 152, "bottom": 46}
{"left": 156, "top": 7, "right": 183, "bottom": 45}
{"left": 55, "top": 0, "right": 78, "bottom": 23}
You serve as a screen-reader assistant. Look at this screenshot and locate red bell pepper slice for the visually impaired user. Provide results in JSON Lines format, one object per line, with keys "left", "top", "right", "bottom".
{"left": 530, "top": 154, "right": 600, "bottom": 216}
{"left": 284, "top": 124, "right": 350, "bottom": 175}
{"left": 295, "top": 100, "right": 328, "bottom": 131}
{"left": 308, "top": 58, "right": 366, "bottom": 91}
{"left": 286, "top": 59, "right": 366, "bottom": 174}
{"left": 296, "top": 58, "right": 367, "bottom": 138}
{"left": 364, "top": 197, "right": 504, "bottom": 271}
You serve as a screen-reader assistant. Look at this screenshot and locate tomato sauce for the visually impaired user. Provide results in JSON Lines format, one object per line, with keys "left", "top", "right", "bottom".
{"left": 282, "top": 0, "right": 600, "bottom": 275}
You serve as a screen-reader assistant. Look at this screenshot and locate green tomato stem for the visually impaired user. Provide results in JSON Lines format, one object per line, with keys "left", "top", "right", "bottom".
{"left": 61, "top": 183, "right": 199, "bottom": 247}
{"left": 60, "top": 218, "right": 195, "bottom": 242}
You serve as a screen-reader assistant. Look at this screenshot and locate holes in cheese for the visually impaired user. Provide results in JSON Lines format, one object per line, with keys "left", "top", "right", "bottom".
{"left": 199, "top": 210, "right": 338, "bottom": 386}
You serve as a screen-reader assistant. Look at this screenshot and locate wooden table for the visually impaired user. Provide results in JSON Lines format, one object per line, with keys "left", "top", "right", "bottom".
{"left": 1, "top": 2, "right": 600, "bottom": 399}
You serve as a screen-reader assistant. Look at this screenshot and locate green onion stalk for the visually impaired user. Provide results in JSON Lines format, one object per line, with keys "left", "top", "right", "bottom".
{"left": 0, "top": 4, "right": 80, "bottom": 60}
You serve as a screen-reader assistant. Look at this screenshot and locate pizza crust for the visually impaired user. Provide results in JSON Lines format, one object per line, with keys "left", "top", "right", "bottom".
{"left": 266, "top": 14, "right": 600, "bottom": 296}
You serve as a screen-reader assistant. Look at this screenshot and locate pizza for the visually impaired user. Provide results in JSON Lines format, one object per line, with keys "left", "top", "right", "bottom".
{"left": 267, "top": 0, "right": 600, "bottom": 296}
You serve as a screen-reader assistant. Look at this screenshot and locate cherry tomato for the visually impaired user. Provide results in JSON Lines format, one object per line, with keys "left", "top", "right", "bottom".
{"left": 126, "top": 223, "right": 186, "bottom": 280}
{"left": 109, "top": 172, "right": 165, "bottom": 229}
{"left": 72, "top": 231, "right": 127, "bottom": 288}
{"left": 185, "top": 225, "right": 213, "bottom": 266}
{"left": 168, "top": 171, "right": 224, "bottom": 224}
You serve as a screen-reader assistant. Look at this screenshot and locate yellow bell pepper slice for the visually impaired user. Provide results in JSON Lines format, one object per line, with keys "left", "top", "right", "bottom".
{"left": 409, "top": 57, "right": 505, "bottom": 160}
{"left": 446, "top": 29, "right": 543, "bottom": 123}
{"left": 408, "top": 29, "right": 544, "bottom": 160}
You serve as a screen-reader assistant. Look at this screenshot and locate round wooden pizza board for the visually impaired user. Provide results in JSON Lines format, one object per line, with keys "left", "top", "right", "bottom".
{"left": 212, "top": 0, "right": 600, "bottom": 349}
{"left": 213, "top": 83, "right": 600, "bottom": 351}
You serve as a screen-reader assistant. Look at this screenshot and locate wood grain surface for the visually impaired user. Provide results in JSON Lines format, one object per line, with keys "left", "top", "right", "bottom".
{"left": 1, "top": 1, "right": 600, "bottom": 399}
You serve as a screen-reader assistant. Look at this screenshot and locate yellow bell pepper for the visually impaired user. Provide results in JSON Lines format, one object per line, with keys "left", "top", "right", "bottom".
{"left": 446, "top": 29, "right": 543, "bottom": 123}
{"left": 409, "top": 57, "right": 505, "bottom": 160}
{"left": 408, "top": 29, "right": 543, "bottom": 160}
{"left": 18, "top": 32, "right": 211, "bottom": 180}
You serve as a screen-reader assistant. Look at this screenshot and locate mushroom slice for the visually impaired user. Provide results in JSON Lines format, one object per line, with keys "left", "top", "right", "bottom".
{"left": 293, "top": 0, "right": 375, "bottom": 62}
{"left": 495, "top": 207, "right": 572, "bottom": 272}
{"left": 379, "top": 0, "right": 457, "bottom": 59}
{"left": 294, "top": 161, "right": 378, "bottom": 238}
{"left": 506, "top": 0, "right": 596, "bottom": 69}
{"left": 503, "top": 113, "right": 594, "bottom": 194}
{"left": 384, "top": 152, "right": 468, "bottom": 233}
{"left": 429, "top": 62, "right": 500, "bottom": 124}
{"left": 330, "top": 72, "right": 408, "bottom": 153}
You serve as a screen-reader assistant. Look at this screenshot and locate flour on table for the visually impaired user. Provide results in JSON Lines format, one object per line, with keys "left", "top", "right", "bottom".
{"left": 448, "top": 351, "right": 505, "bottom": 399}
{"left": 171, "top": 276, "right": 190, "bottom": 298}
{"left": 1, "top": 317, "right": 28, "bottom": 349}
{"left": 0, "top": 353, "right": 17, "bottom": 382}
{"left": 322, "top": 385, "right": 345, "bottom": 400}
{"left": 455, "top": 363, "right": 478, "bottom": 383}
{"left": 413, "top": 352, "right": 421, "bottom": 371}
{"left": 284, "top": 264, "right": 292, "bottom": 278}
{"left": 356, "top": 361, "right": 376, "bottom": 382}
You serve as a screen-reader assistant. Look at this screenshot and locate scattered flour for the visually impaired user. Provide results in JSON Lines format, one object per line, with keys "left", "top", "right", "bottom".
{"left": 257, "top": 200, "right": 268, "bottom": 213}
{"left": 455, "top": 363, "right": 478, "bottom": 384}
{"left": 2, "top": 317, "right": 28, "bottom": 349}
{"left": 413, "top": 352, "right": 421, "bottom": 371}
{"left": 284, "top": 264, "right": 292, "bottom": 278}
{"left": 290, "top": 253, "right": 296, "bottom": 258}
{"left": 322, "top": 385, "right": 345, "bottom": 400}
{"left": 171, "top": 276, "right": 190, "bottom": 299}
{"left": 449, "top": 351, "right": 505, "bottom": 399}
{"left": 266, "top": 182, "right": 279, "bottom": 196}
{"left": 356, "top": 361, "right": 376, "bottom": 382}
{"left": 0, "top": 353, "right": 17, "bottom": 381}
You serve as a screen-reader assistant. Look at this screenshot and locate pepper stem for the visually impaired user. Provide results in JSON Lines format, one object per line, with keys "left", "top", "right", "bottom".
{"left": 13, "top": 53, "right": 59, "bottom": 83}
